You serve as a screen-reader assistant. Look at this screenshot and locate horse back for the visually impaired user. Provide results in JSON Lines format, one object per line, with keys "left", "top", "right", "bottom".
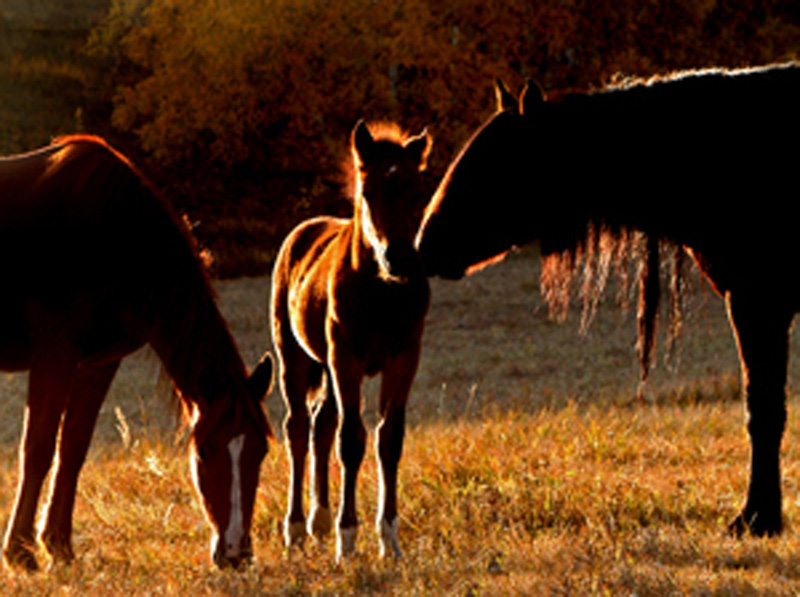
{"left": 0, "top": 136, "right": 201, "bottom": 370}
{"left": 272, "top": 215, "right": 350, "bottom": 364}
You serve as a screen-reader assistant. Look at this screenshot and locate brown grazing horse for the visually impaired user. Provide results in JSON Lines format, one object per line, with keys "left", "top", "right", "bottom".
{"left": 417, "top": 63, "right": 800, "bottom": 538}
{"left": 271, "top": 121, "right": 431, "bottom": 561}
{"left": 0, "top": 135, "right": 273, "bottom": 571}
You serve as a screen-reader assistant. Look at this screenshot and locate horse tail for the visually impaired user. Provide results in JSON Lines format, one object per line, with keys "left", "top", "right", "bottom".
{"left": 636, "top": 233, "right": 660, "bottom": 397}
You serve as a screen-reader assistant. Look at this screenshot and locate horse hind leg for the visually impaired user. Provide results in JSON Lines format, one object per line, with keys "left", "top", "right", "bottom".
{"left": 725, "top": 291, "right": 792, "bottom": 537}
{"left": 3, "top": 348, "right": 76, "bottom": 571}
{"left": 41, "top": 360, "right": 120, "bottom": 563}
{"left": 308, "top": 367, "right": 337, "bottom": 541}
{"left": 275, "top": 335, "right": 317, "bottom": 549}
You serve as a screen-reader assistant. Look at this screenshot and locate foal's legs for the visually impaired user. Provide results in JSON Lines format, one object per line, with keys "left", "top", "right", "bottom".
{"left": 275, "top": 332, "right": 315, "bottom": 548}
{"left": 725, "top": 291, "right": 793, "bottom": 536}
{"left": 3, "top": 341, "right": 76, "bottom": 570}
{"left": 329, "top": 348, "right": 366, "bottom": 562}
{"left": 375, "top": 346, "right": 420, "bottom": 559}
{"left": 41, "top": 360, "right": 120, "bottom": 562}
{"left": 308, "top": 369, "right": 337, "bottom": 540}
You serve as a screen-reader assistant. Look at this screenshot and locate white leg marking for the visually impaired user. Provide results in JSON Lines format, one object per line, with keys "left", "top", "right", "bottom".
{"left": 284, "top": 519, "right": 306, "bottom": 548}
{"left": 336, "top": 526, "right": 358, "bottom": 563}
{"left": 223, "top": 434, "right": 245, "bottom": 556}
{"left": 378, "top": 517, "right": 402, "bottom": 559}
{"left": 308, "top": 505, "right": 332, "bottom": 540}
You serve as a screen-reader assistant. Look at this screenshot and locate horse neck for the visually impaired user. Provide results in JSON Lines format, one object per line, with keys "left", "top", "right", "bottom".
{"left": 145, "top": 265, "right": 247, "bottom": 409}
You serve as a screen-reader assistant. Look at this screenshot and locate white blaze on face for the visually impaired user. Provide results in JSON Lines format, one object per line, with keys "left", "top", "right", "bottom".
{"left": 361, "top": 199, "right": 385, "bottom": 256}
{"left": 361, "top": 198, "right": 397, "bottom": 280}
{"left": 223, "top": 434, "right": 246, "bottom": 556}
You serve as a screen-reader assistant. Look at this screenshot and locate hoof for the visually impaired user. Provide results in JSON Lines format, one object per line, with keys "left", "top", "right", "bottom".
{"left": 4, "top": 538, "right": 39, "bottom": 572}
{"left": 336, "top": 526, "right": 357, "bottom": 563}
{"left": 729, "top": 509, "right": 782, "bottom": 538}
{"left": 284, "top": 519, "right": 306, "bottom": 549}
{"left": 377, "top": 517, "right": 402, "bottom": 559}
{"left": 308, "top": 507, "right": 332, "bottom": 540}
{"left": 42, "top": 531, "right": 75, "bottom": 564}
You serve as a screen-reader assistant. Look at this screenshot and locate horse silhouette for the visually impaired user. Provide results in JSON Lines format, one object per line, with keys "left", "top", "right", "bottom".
{"left": 0, "top": 135, "right": 273, "bottom": 570}
{"left": 417, "top": 63, "right": 800, "bottom": 537}
{"left": 271, "top": 121, "right": 432, "bottom": 560}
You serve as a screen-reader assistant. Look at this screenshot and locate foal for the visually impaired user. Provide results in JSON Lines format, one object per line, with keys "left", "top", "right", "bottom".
{"left": 271, "top": 121, "right": 431, "bottom": 561}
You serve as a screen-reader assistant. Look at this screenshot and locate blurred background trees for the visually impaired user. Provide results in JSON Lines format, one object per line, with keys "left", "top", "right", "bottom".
{"left": 3, "top": 0, "right": 799, "bottom": 276}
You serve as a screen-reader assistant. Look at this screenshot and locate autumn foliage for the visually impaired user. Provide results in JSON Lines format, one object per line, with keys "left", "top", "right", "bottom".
{"left": 86, "top": 0, "right": 800, "bottom": 274}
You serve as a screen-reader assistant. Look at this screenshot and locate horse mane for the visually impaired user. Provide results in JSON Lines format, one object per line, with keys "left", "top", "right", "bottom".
{"left": 531, "top": 65, "right": 784, "bottom": 389}
{"left": 540, "top": 220, "right": 688, "bottom": 393}
{"left": 604, "top": 62, "right": 796, "bottom": 91}
{"left": 545, "top": 62, "right": 799, "bottom": 103}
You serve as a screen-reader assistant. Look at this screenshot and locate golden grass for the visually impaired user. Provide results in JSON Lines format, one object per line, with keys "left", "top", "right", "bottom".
{"left": 2, "top": 401, "right": 800, "bottom": 595}
{"left": 3, "top": 246, "right": 800, "bottom": 594}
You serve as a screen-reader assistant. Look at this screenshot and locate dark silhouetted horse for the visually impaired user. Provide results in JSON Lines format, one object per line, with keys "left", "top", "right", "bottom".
{"left": 271, "top": 121, "right": 431, "bottom": 561}
{"left": 417, "top": 63, "right": 800, "bottom": 537}
{"left": 0, "top": 135, "right": 273, "bottom": 570}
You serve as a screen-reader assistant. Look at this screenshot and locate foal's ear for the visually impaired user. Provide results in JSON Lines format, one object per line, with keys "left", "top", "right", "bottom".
{"left": 520, "top": 79, "right": 545, "bottom": 115}
{"left": 495, "top": 78, "right": 518, "bottom": 112}
{"left": 352, "top": 119, "right": 375, "bottom": 167}
{"left": 246, "top": 351, "right": 273, "bottom": 402}
{"left": 405, "top": 128, "right": 433, "bottom": 171}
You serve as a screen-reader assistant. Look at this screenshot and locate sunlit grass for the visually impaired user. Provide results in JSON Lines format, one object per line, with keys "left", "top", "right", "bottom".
{"left": 2, "top": 396, "right": 800, "bottom": 594}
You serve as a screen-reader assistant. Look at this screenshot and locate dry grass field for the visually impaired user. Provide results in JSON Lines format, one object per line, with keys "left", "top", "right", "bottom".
{"left": 2, "top": 245, "right": 800, "bottom": 594}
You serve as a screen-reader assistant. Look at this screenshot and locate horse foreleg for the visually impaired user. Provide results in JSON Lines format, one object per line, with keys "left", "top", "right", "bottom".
{"left": 375, "top": 347, "right": 419, "bottom": 559}
{"left": 3, "top": 351, "right": 76, "bottom": 571}
{"left": 329, "top": 349, "right": 366, "bottom": 562}
{"left": 725, "top": 291, "right": 792, "bottom": 537}
{"left": 308, "top": 369, "right": 337, "bottom": 541}
{"left": 41, "top": 360, "right": 119, "bottom": 563}
{"left": 276, "top": 341, "right": 314, "bottom": 549}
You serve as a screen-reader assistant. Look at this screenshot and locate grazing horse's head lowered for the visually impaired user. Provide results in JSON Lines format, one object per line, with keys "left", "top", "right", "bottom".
{"left": 0, "top": 135, "right": 275, "bottom": 572}
{"left": 189, "top": 354, "right": 273, "bottom": 569}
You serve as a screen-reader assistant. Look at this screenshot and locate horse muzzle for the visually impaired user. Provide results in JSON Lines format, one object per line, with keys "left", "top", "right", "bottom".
{"left": 382, "top": 239, "right": 420, "bottom": 281}
{"left": 212, "top": 533, "right": 253, "bottom": 569}
{"left": 415, "top": 231, "right": 465, "bottom": 280}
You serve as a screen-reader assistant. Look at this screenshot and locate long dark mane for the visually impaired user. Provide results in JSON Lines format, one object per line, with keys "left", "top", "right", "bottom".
{"left": 536, "top": 64, "right": 799, "bottom": 384}
{"left": 540, "top": 221, "right": 688, "bottom": 389}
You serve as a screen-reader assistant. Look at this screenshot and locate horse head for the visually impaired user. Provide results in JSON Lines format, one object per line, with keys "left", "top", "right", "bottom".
{"left": 416, "top": 80, "right": 545, "bottom": 279}
{"left": 352, "top": 120, "right": 432, "bottom": 283}
{"left": 189, "top": 352, "right": 273, "bottom": 568}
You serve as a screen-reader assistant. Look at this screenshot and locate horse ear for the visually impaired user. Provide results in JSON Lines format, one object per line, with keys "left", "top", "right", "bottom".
{"left": 520, "top": 79, "right": 545, "bottom": 115}
{"left": 405, "top": 128, "right": 433, "bottom": 171}
{"left": 352, "top": 119, "right": 374, "bottom": 166}
{"left": 246, "top": 351, "right": 273, "bottom": 403}
{"left": 495, "top": 78, "right": 517, "bottom": 112}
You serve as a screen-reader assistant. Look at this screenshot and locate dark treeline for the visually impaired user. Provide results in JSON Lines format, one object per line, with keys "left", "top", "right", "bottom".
{"left": 3, "top": 0, "right": 800, "bottom": 276}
